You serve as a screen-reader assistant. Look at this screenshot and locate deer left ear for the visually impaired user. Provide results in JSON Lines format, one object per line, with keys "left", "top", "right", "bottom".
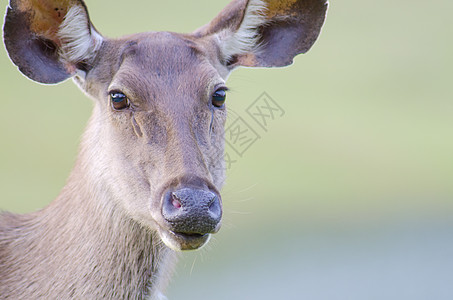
{"left": 195, "top": 0, "right": 328, "bottom": 68}
{"left": 3, "top": 0, "right": 103, "bottom": 84}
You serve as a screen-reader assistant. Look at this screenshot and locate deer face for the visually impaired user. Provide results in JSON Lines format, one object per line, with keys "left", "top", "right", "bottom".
{"left": 78, "top": 32, "right": 228, "bottom": 250}
{"left": 3, "top": 0, "right": 328, "bottom": 251}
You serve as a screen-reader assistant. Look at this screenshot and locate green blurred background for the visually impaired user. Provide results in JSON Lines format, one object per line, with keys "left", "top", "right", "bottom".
{"left": 1, "top": 0, "right": 452, "bottom": 299}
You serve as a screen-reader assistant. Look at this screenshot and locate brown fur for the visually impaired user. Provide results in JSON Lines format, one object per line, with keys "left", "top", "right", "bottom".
{"left": 1, "top": 0, "right": 328, "bottom": 298}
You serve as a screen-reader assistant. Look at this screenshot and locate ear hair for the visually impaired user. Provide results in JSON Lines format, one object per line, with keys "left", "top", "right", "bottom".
{"left": 57, "top": 6, "right": 103, "bottom": 65}
{"left": 216, "top": 0, "right": 268, "bottom": 64}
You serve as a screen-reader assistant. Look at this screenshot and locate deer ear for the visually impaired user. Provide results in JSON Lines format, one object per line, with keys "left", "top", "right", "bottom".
{"left": 195, "top": 0, "right": 328, "bottom": 68}
{"left": 3, "top": 0, "right": 103, "bottom": 84}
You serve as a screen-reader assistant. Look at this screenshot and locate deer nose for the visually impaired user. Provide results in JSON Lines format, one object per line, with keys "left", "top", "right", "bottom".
{"left": 161, "top": 188, "right": 222, "bottom": 235}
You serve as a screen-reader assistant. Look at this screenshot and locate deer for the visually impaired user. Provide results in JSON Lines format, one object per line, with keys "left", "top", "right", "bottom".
{"left": 0, "top": 0, "right": 328, "bottom": 298}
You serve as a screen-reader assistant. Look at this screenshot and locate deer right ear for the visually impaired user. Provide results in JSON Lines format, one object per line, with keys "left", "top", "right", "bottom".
{"left": 3, "top": 0, "right": 103, "bottom": 84}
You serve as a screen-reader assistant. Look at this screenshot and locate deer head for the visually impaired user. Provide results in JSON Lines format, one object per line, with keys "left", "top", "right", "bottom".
{"left": 3, "top": 0, "right": 328, "bottom": 251}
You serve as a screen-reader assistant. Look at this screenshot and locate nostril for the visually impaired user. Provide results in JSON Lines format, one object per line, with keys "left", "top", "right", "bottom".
{"left": 207, "top": 195, "right": 216, "bottom": 206}
{"left": 208, "top": 195, "right": 221, "bottom": 219}
{"left": 208, "top": 196, "right": 216, "bottom": 207}
{"left": 171, "top": 193, "right": 182, "bottom": 209}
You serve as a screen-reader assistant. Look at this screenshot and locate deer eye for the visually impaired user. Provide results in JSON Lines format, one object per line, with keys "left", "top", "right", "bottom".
{"left": 110, "top": 92, "right": 130, "bottom": 110}
{"left": 212, "top": 88, "right": 227, "bottom": 108}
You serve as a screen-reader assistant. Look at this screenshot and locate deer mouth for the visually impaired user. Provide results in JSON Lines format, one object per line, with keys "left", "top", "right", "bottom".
{"left": 158, "top": 227, "right": 211, "bottom": 251}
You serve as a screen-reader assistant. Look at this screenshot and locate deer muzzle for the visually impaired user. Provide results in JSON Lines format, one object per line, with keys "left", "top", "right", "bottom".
{"left": 159, "top": 187, "right": 222, "bottom": 250}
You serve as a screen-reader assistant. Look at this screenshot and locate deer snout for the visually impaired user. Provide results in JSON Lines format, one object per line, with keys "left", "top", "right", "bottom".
{"left": 162, "top": 188, "right": 222, "bottom": 236}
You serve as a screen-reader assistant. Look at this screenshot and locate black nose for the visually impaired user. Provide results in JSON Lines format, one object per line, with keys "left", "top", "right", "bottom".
{"left": 161, "top": 188, "right": 222, "bottom": 234}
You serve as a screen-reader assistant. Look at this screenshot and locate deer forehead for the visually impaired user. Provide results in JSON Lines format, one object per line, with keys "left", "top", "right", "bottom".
{"left": 96, "top": 32, "right": 225, "bottom": 106}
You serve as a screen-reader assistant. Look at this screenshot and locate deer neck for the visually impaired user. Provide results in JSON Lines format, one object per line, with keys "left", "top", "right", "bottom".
{"left": 0, "top": 134, "right": 176, "bottom": 299}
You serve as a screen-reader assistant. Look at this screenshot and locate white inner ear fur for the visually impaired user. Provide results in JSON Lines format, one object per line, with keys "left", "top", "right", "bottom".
{"left": 217, "top": 0, "right": 268, "bottom": 63}
{"left": 57, "top": 5, "right": 103, "bottom": 66}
